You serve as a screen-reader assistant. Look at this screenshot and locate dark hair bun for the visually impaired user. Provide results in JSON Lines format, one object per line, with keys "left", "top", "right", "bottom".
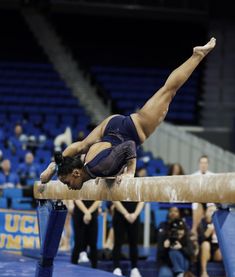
{"left": 54, "top": 151, "right": 64, "bottom": 165}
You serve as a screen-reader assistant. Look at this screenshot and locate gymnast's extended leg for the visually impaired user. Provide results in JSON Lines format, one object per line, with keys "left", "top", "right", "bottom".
{"left": 131, "top": 37, "right": 216, "bottom": 143}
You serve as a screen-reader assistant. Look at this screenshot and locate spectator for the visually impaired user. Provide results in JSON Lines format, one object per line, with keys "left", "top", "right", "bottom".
{"left": 112, "top": 200, "right": 144, "bottom": 277}
{"left": 71, "top": 200, "right": 101, "bottom": 268}
{"left": 18, "top": 152, "right": 40, "bottom": 186}
{"left": 157, "top": 208, "right": 195, "bottom": 277}
{"left": 136, "top": 166, "right": 147, "bottom": 177}
{"left": 168, "top": 163, "right": 185, "bottom": 175}
{"left": 0, "top": 159, "right": 20, "bottom": 188}
{"left": 54, "top": 127, "right": 72, "bottom": 152}
{"left": 193, "top": 156, "right": 213, "bottom": 176}
{"left": 103, "top": 201, "right": 115, "bottom": 251}
{"left": 112, "top": 166, "right": 147, "bottom": 276}
{"left": 198, "top": 205, "right": 222, "bottom": 277}
{"left": 103, "top": 167, "right": 147, "bottom": 255}
{"left": 189, "top": 232, "right": 200, "bottom": 265}
{"left": 157, "top": 206, "right": 181, "bottom": 270}
{"left": 60, "top": 200, "right": 74, "bottom": 251}
{"left": 191, "top": 155, "right": 214, "bottom": 236}
{"left": 8, "top": 123, "right": 27, "bottom": 153}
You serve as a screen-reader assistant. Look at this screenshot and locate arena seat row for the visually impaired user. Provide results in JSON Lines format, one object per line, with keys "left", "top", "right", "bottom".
{"left": 90, "top": 65, "right": 199, "bottom": 123}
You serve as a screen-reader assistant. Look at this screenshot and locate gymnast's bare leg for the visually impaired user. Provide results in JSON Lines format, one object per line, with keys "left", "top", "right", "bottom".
{"left": 131, "top": 37, "right": 216, "bottom": 143}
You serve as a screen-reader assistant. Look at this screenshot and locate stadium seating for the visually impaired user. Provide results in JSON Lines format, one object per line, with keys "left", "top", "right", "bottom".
{"left": 91, "top": 65, "right": 199, "bottom": 123}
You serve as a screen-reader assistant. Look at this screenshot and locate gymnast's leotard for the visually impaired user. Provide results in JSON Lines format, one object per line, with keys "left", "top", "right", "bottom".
{"left": 84, "top": 115, "right": 141, "bottom": 178}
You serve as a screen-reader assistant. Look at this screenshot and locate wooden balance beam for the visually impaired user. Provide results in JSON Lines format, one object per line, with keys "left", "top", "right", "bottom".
{"left": 34, "top": 173, "right": 235, "bottom": 203}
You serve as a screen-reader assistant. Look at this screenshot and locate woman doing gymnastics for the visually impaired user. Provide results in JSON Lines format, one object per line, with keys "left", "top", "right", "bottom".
{"left": 40, "top": 38, "right": 216, "bottom": 190}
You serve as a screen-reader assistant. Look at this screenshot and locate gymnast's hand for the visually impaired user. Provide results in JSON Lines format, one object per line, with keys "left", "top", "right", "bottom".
{"left": 40, "top": 162, "right": 56, "bottom": 183}
{"left": 95, "top": 177, "right": 101, "bottom": 185}
{"left": 115, "top": 173, "right": 134, "bottom": 185}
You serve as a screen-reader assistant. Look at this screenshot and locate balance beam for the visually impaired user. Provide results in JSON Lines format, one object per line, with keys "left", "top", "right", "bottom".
{"left": 34, "top": 173, "right": 235, "bottom": 203}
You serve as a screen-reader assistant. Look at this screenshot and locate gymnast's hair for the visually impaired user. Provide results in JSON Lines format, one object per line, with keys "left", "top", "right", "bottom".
{"left": 54, "top": 151, "right": 83, "bottom": 176}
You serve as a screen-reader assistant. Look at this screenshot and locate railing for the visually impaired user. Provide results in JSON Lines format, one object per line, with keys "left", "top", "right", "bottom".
{"left": 143, "top": 122, "right": 235, "bottom": 174}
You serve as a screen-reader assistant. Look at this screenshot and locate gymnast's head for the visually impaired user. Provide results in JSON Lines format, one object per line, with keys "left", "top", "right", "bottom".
{"left": 54, "top": 151, "right": 85, "bottom": 190}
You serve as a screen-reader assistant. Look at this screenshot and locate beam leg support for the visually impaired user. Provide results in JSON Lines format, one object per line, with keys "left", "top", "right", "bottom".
{"left": 35, "top": 200, "right": 67, "bottom": 277}
{"left": 213, "top": 204, "right": 235, "bottom": 277}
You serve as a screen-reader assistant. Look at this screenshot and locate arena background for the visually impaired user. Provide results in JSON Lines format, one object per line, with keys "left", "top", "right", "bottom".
{"left": 0, "top": 0, "right": 235, "bottom": 276}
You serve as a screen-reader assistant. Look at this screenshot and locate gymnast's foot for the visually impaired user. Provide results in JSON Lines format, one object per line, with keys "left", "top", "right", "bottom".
{"left": 193, "top": 37, "right": 216, "bottom": 58}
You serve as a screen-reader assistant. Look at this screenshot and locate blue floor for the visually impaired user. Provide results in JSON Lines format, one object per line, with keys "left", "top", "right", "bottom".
{"left": 0, "top": 251, "right": 116, "bottom": 277}
{"left": 0, "top": 248, "right": 226, "bottom": 277}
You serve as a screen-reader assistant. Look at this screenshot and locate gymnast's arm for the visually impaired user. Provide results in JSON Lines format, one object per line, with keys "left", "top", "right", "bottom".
{"left": 40, "top": 116, "right": 115, "bottom": 183}
{"left": 63, "top": 115, "right": 116, "bottom": 157}
{"left": 116, "top": 158, "right": 136, "bottom": 184}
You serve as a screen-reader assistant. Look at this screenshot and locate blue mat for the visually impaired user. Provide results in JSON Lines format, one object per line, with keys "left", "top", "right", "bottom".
{"left": 5, "top": 248, "right": 225, "bottom": 277}
{"left": 0, "top": 251, "right": 118, "bottom": 277}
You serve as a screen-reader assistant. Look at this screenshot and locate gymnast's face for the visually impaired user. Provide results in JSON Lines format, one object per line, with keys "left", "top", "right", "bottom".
{"left": 59, "top": 169, "right": 84, "bottom": 190}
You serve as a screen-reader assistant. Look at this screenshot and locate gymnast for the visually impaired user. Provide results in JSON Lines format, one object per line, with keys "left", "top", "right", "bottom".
{"left": 40, "top": 38, "right": 216, "bottom": 190}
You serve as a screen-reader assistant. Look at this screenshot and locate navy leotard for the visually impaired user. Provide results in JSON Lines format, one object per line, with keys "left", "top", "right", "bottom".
{"left": 84, "top": 115, "right": 141, "bottom": 178}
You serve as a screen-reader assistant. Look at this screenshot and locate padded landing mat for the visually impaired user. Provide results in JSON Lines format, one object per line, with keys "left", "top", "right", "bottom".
{"left": 0, "top": 251, "right": 118, "bottom": 277}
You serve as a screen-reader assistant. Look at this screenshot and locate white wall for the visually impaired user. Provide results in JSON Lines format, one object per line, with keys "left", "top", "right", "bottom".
{"left": 143, "top": 122, "right": 235, "bottom": 174}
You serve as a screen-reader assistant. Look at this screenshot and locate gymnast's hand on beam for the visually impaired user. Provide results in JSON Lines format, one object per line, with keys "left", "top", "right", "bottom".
{"left": 95, "top": 177, "right": 101, "bottom": 185}
{"left": 115, "top": 173, "right": 135, "bottom": 185}
{"left": 38, "top": 183, "right": 46, "bottom": 194}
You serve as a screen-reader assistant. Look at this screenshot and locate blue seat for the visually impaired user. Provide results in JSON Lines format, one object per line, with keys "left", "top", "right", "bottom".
{"left": 3, "top": 188, "right": 22, "bottom": 198}
{"left": 0, "top": 197, "right": 7, "bottom": 208}
{"left": 146, "top": 165, "right": 157, "bottom": 176}
{"left": 136, "top": 159, "right": 145, "bottom": 170}
{"left": 158, "top": 203, "right": 192, "bottom": 209}
{"left": 153, "top": 209, "right": 169, "bottom": 228}
{"left": 9, "top": 113, "right": 23, "bottom": 123}
{"left": 92, "top": 64, "right": 198, "bottom": 123}
{"left": 10, "top": 157, "right": 20, "bottom": 171}
{"left": 16, "top": 148, "right": 28, "bottom": 160}
{"left": 11, "top": 197, "right": 33, "bottom": 210}
{"left": 35, "top": 149, "right": 52, "bottom": 164}
{"left": 139, "top": 209, "right": 145, "bottom": 223}
{"left": 44, "top": 115, "right": 58, "bottom": 123}
{"left": 1, "top": 148, "right": 14, "bottom": 160}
